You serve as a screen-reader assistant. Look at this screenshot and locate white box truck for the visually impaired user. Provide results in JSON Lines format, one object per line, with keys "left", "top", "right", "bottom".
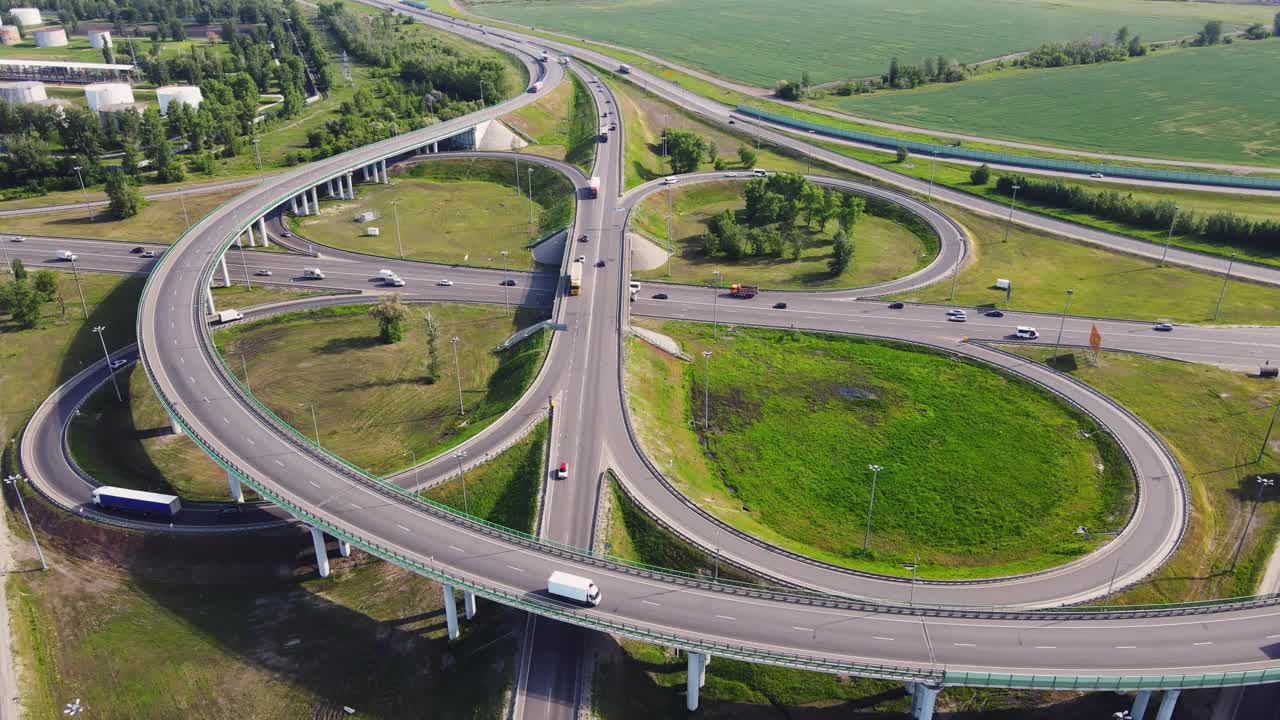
{"left": 216, "top": 309, "right": 244, "bottom": 323}
{"left": 303, "top": 267, "right": 326, "bottom": 280}
{"left": 547, "top": 571, "right": 601, "bottom": 606}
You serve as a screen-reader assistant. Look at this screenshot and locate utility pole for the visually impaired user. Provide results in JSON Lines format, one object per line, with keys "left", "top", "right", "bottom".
{"left": 301, "top": 402, "right": 320, "bottom": 446}
{"left": 392, "top": 200, "right": 404, "bottom": 259}
{"left": 1229, "top": 476, "right": 1274, "bottom": 573}
{"left": 4, "top": 475, "right": 47, "bottom": 571}
{"left": 701, "top": 351, "right": 712, "bottom": 431}
{"left": 948, "top": 254, "right": 961, "bottom": 302}
{"left": 1001, "top": 184, "right": 1021, "bottom": 244}
{"left": 500, "top": 250, "right": 510, "bottom": 315}
{"left": 253, "top": 136, "right": 263, "bottom": 180}
{"left": 711, "top": 270, "right": 721, "bottom": 339}
{"left": 68, "top": 256, "right": 88, "bottom": 319}
{"left": 451, "top": 336, "right": 464, "bottom": 415}
{"left": 927, "top": 151, "right": 938, "bottom": 200}
{"left": 863, "top": 464, "right": 881, "bottom": 552}
{"left": 179, "top": 186, "right": 189, "bottom": 228}
{"left": 1260, "top": 397, "right": 1280, "bottom": 464}
{"left": 901, "top": 553, "right": 918, "bottom": 606}
{"left": 73, "top": 165, "right": 91, "bottom": 222}
{"left": 1159, "top": 206, "right": 1179, "bottom": 267}
{"left": 455, "top": 451, "right": 469, "bottom": 515}
{"left": 1052, "top": 288, "right": 1074, "bottom": 358}
{"left": 666, "top": 187, "right": 673, "bottom": 277}
{"left": 1213, "top": 253, "right": 1237, "bottom": 321}
{"left": 527, "top": 167, "right": 534, "bottom": 228}
{"left": 239, "top": 243, "right": 252, "bottom": 289}
{"left": 91, "top": 325, "right": 122, "bottom": 402}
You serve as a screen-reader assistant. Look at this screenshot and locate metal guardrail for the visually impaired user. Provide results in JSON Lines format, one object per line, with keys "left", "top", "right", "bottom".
{"left": 736, "top": 105, "right": 1280, "bottom": 191}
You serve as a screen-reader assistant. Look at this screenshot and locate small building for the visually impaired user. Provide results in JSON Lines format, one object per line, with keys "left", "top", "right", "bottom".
{"left": 84, "top": 82, "right": 134, "bottom": 112}
{"left": 157, "top": 84, "right": 202, "bottom": 114}
{"left": 8, "top": 7, "right": 42, "bottom": 27}
{"left": 0, "top": 25, "right": 20, "bottom": 46}
{"left": 0, "top": 80, "right": 46, "bottom": 104}
{"left": 34, "top": 27, "right": 68, "bottom": 48}
{"left": 87, "top": 29, "right": 112, "bottom": 49}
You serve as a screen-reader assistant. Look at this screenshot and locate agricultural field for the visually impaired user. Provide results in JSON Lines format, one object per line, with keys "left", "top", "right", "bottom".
{"left": 624, "top": 320, "right": 1134, "bottom": 579}
{"left": 629, "top": 181, "right": 931, "bottom": 289}
{"left": 463, "top": 0, "right": 1274, "bottom": 85}
{"left": 289, "top": 158, "right": 574, "bottom": 271}
{"left": 817, "top": 39, "right": 1280, "bottom": 166}
{"left": 215, "top": 303, "right": 550, "bottom": 476}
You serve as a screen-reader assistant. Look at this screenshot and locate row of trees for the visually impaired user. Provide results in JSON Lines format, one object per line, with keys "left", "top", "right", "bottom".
{"left": 993, "top": 174, "right": 1280, "bottom": 252}
{"left": 0, "top": 261, "right": 64, "bottom": 330}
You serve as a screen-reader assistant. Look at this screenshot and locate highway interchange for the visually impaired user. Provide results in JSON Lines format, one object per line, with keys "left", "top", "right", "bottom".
{"left": 8, "top": 3, "right": 1280, "bottom": 718}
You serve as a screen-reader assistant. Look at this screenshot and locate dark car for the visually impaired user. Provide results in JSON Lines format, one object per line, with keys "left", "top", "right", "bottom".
{"left": 578, "top": 234, "right": 588, "bottom": 242}
{"left": 501, "top": 279, "right": 517, "bottom": 287}
{"left": 131, "top": 246, "right": 146, "bottom": 253}
{"left": 595, "top": 260, "right": 606, "bottom": 267}
{"left": 653, "top": 293, "right": 669, "bottom": 300}
{"left": 728, "top": 118, "right": 736, "bottom": 124}
{"left": 773, "top": 302, "right": 788, "bottom": 309}
{"left": 984, "top": 310, "right": 1005, "bottom": 318}
{"left": 888, "top": 302, "right": 905, "bottom": 309}
{"left": 217, "top": 506, "right": 242, "bottom": 521}
{"left": 1155, "top": 323, "right": 1174, "bottom": 332}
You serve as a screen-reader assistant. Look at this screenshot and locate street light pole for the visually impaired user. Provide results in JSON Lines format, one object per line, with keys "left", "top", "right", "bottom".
{"left": 239, "top": 243, "right": 252, "bottom": 289}
{"left": 1213, "top": 253, "right": 1237, "bottom": 321}
{"left": 91, "top": 325, "right": 122, "bottom": 402}
{"left": 1259, "top": 397, "right": 1280, "bottom": 464}
{"left": 455, "top": 451, "right": 469, "bottom": 515}
{"left": 666, "top": 186, "right": 673, "bottom": 277}
{"left": 301, "top": 402, "right": 320, "bottom": 446}
{"left": 701, "top": 351, "right": 712, "bottom": 431}
{"left": 527, "top": 167, "right": 534, "bottom": 228}
{"left": 901, "top": 553, "right": 919, "bottom": 607}
{"left": 392, "top": 200, "right": 404, "bottom": 259}
{"left": 863, "top": 464, "right": 881, "bottom": 552}
{"left": 713, "top": 525, "right": 721, "bottom": 581}
{"left": 1001, "top": 184, "right": 1021, "bottom": 244}
{"left": 230, "top": 350, "right": 250, "bottom": 390}
{"left": 451, "top": 336, "right": 464, "bottom": 415}
{"left": 1160, "top": 206, "right": 1179, "bottom": 267}
{"left": 711, "top": 270, "right": 721, "bottom": 339}
{"left": 1052, "top": 288, "right": 1074, "bottom": 358}
{"left": 4, "top": 475, "right": 47, "bottom": 571}
{"left": 68, "top": 256, "right": 88, "bottom": 319}
{"left": 253, "top": 136, "right": 263, "bottom": 180}
{"left": 1229, "top": 476, "right": 1274, "bottom": 573}
{"left": 501, "top": 250, "right": 510, "bottom": 314}
{"left": 73, "top": 165, "right": 91, "bottom": 222}
{"left": 927, "top": 151, "right": 938, "bottom": 200}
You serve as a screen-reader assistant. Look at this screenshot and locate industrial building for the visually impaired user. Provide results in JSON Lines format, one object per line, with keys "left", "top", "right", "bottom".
{"left": 0, "top": 58, "right": 136, "bottom": 83}
{"left": 157, "top": 85, "right": 202, "bottom": 114}
{"left": 33, "top": 26, "right": 68, "bottom": 48}
{"left": 0, "top": 80, "right": 47, "bottom": 104}
{"left": 0, "top": 25, "right": 20, "bottom": 46}
{"left": 87, "top": 29, "right": 112, "bottom": 49}
{"left": 7, "top": 7, "right": 42, "bottom": 26}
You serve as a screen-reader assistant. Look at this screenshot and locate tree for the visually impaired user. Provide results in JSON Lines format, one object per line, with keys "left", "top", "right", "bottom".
{"left": 828, "top": 230, "right": 854, "bottom": 276}
{"left": 705, "top": 142, "right": 719, "bottom": 166}
{"left": 838, "top": 195, "right": 865, "bottom": 232}
{"left": 800, "top": 183, "right": 825, "bottom": 227}
{"left": 105, "top": 171, "right": 143, "bottom": 220}
{"left": 935, "top": 55, "right": 948, "bottom": 80}
{"left": 970, "top": 163, "right": 992, "bottom": 185}
{"left": 800, "top": 70, "right": 811, "bottom": 89}
{"left": 895, "top": 145, "right": 910, "bottom": 163}
{"left": 1127, "top": 36, "right": 1146, "bottom": 57}
{"left": 31, "top": 270, "right": 58, "bottom": 302}
{"left": 368, "top": 294, "right": 409, "bottom": 344}
{"left": 665, "top": 130, "right": 709, "bottom": 174}
{"left": 1114, "top": 26, "right": 1129, "bottom": 47}
{"left": 737, "top": 145, "right": 757, "bottom": 169}
{"left": 775, "top": 80, "right": 801, "bottom": 101}
{"left": 1244, "top": 23, "right": 1270, "bottom": 40}
{"left": 887, "top": 57, "right": 900, "bottom": 87}
{"left": 10, "top": 258, "right": 26, "bottom": 281}
{"left": 0, "top": 279, "right": 42, "bottom": 329}
{"left": 786, "top": 227, "right": 804, "bottom": 261}
{"left": 424, "top": 310, "right": 441, "bottom": 381}
{"left": 1275, "top": 11, "right": 1280, "bottom": 38}
{"left": 1196, "top": 20, "right": 1223, "bottom": 46}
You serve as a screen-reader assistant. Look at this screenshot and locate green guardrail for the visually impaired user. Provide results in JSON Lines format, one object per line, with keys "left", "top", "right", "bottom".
{"left": 945, "top": 668, "right": 1280, "bottom": 691}
{"left": 736, "top": 105, "right": 1280, "bottom": 192}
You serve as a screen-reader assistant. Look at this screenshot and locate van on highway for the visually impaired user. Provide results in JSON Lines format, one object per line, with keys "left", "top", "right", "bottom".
{"left": 752, "top": 169, "right": 769, "bottom": 177}
{"left": 59, "top": 250, "right": 78, "bottom": 261}
{"left": 1016, "top": 326, "right": 1039, "bottom": 339}
{"left": 547, "top": 571, "right": 601, "bottom": 606}
{"left": 662, "top": 176, "right": 678, "bottom": 185}
{"left": 216, "top": 309, "right": 244, "bottom": 324}
{"left": 303, "top": 267, "right": 326, "bottom": 280}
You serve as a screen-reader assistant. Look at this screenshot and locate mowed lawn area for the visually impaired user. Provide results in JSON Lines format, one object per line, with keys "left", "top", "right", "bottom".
{"left": 424, "top": 420, "right": 547, "bottom": 533}
{"left": 289, "top": 158, "right": 575, "bottom": 271}
{"left": 629, "top": 182, "right": 930, "bottom": 289}
{"left": 818, "top": 39, "right": 1280, "bottom": 166}
{"left": 465, "top": 0, "right": 1270, "bottom": 85}
{"left": 502, "top": 72, "right": 599, "bottom": 168}
{"left": 625, "top": 320, "right": 1133, "bottom": 579}
{"left": 2, "top": 188, "right": 243, "bottom": 243}
{"left": 894, "top": 203, "right": 1280, "bottom": 325}
{"left": 216, "top": 303, "right": 550, "bottom": 476}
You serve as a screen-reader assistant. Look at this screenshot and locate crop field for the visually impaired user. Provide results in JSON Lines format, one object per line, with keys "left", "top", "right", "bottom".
{"left": 624, "top": 321, "right": 1134, "bottom": 579}
{"left": 464, "top": 0, "right": 1273, "bottom": 85}
{"left": 818, "top": 39, "right": 1280, "bottom": 165}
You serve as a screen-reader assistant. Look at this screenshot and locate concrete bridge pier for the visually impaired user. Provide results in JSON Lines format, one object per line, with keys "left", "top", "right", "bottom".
{"left": 168, "top": 412, "right": 184, "bottom": 436}
{"left": 432, "top": 141, "right": 438, "bottom": 153}
{"left": 1154, "top": 689, "right": 1180, "bottom": 720}
{"left": 258, "top": 217, "right": 269, "bottom": 247}
{"left": 290, "top": 196, "right": 299, "bottom": 214}
{"left": 245, "top": 224, "right": 256, "bottom": 247}
{"left": 309, "top": 187, "right": 319, "bottom": 213}
{"left": 910, "top": 683, "right": 941, "bottom": 720}
{"left": 308, "top": 526, "right": 331, "bottom": 577}
{"left": 219, "top": 254, "right": 231, "bottom": 287}
{"left": 464, "top": 590, "right": 476, "bottom": 620}
{"left": 345, "top": 173, "right": 354, "bottom": 199}
{"left": 205, "top": 286, "right": 216, "bottom": 315}
{"left": 685, "top": 651, "right": 707, "bottom": 711}
{"left": 226, "top": 470, "right": 243, "bottom": 503}
{"left": 443, "top": 585, "right": 460, "bottom": 640}
{"left": 361, "top": 165, "right": 370, "bottom": 182}
{"left": 300, "top": 191, "right": 310, "bottom": 216}
{"left": 1131, "top": 690, "right": 1152, "bottom": 720}
{"left": 337, "top": 539, "right": 351, "bottom": 557}
{"left": 326, "top": 178, "right": 336, "bottom": 197}
{"left": 380, "top": 158, "right": 389, "bottom": 183}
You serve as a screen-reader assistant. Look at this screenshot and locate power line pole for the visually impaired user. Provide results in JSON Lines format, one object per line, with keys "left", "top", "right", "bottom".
{"left": 1052, "top": 288, "right": 1074, "bottom": 358}
{"left": 1001, "top": 184, "right": 1020, "bottom": 244}
{"left": 863, "top": 464, "right": 881, "bottom": 552}
{"left": 91, "top": 325, "right": 122, "bottom": 402}
{"left": 701, "top": 351, "right": 712, "bottom": 431}
{"left": 1260, "top": 398, "right": 1280, "bottom": 464}
{"left": 455, "top": 451, "right": 469, "bottom": 515}
{"left": 68, "top": 256, "right": 88, "bottom": 319}
{"left": 1159, "top": 206, "right": 1179, "bottom": 267}
{"left": 4, "top": 475, "right": 47, "bottom": 571}
{"left": 451, "top": 336, "right": 464, "bottom": 415}
{"left": 1213, "top": 253, "right": 1237, "bottom": 321}
{"left": 392, "top": 200, "right": 404, "bottom": 259}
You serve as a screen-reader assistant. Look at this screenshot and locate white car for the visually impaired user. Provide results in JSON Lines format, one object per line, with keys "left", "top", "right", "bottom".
{"left": 948, "top": 314, "right": 968, "bottom": 322}
{"left": 1089, "top": 172, "right": 1105, "bottom": 179}
{"left": 576, "top": 255, "right": 586, "bottom": 263}
{"left": 9, "top": 236, "right": 24, "bottom": 242}
{"left": 110, "top": 359, "right": 128, "bottom": 369}
{"left": 723, "top": 172, "right": 739, "bottom": 178}
{"left": 945, "top": 309, "right": 967, "bottom": 317}
{"left": 141, "top": 250, "right": 156, "bottom": 258}
{"left": 438, "top": 279, "right": 453, "bottom": 287}
{"left": 255, "top": 269, "right": 272, "bottom": 276}
{"left": 388, "top": 276, "right": 406, "bottom": 287}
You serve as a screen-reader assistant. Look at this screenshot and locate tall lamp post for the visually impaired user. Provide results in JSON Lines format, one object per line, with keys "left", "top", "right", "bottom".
{"left": 1229, "top": 476, "right": 1274, "bottom": 573}
{"left": 711, "top": 270, "right": 722, "bottom": 339}
{"left": 863, "top": 464, "right": 882, "bottom": 552}
{"left": 72, "top": 165, "right": 91, "bottom": 222}
{"left": 1052, "top": 288, "right": 1074, "bottom": 358}
{"left": 239, "top": 242, "right": 252, "bottom": 289}
{"left": 451, "top": 336, "right": 464, "bottom": 415}
{"left": 179, "top": 185, "right": 190, "bottom": 228}
{"left": 1001, "top": 184, "right": 1021, "bottom": 244}
{"left": 1159, "top": 206, "right": 1179, "bottom": 267}
{"left": 300, "top": 402, "right": 320, "bottom": 446}
{"left": 1259, "top": 397, "right": 1280, "bottom": 464}
{"left": 229, "top": 350, "right": 250, "bottom": 390}
{"left": 527, "top": 167, "right": 534, "bottom": 229}
{"left": 391, "top": 200, "right": 404, "bottom": 259}
{"left": 68, "top": 255, "right": 88, "bottom": 319}
{"left": 901, "top": 553, "right": 919, "bottom": 607}
{"left": 1213, "top": 253, "right": 1237, "bottom": 321}
{"left": 666, "top": 186, "right": 673, "bottom": 277}
{"left": 500, "top": 250, "right": 510, "bottom": 315}
{"left": 927, "top": 150, "right": 938, "bottom": 200}
{"left": 701, "top": 351, "right": 712, "bottom": 431}
{"left": 91, "top": 325, "right": 122, "bottom": 402}
{"left": 455, "top": 450, "right": 469, "bottom": 515}
{"left": 4, "top": 475, "right": 47, "bottom": 571}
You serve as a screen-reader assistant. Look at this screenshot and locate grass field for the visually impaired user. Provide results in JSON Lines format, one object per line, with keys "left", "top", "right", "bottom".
{"left": 1006, "top": 348, "right": 1280, "bottom": 603}
{"left": 466, "top": 0, "right": 1273, "bottom": 86}
{"left": 2, "top": 188, "right": 243, "bottom": 243}
{"left": 624, "top": 320, "right": 1133, "bottom": 578}
{"left": 818, "top": 39, "right": 1280, "bottom": 166}
{"left": 424, "top": 420, "right": 546, "bottom": 533}
{"left": 502, "top": 72, "right": 599, "bottom": 168}
{"left": 288, "top": 158, "right": 574, "bottom": 271}
{"left": 894, "top": 203, "right": 1280, "bottom": 325}
{"left": 216, "top": 303, "right": 549, "bottom": 476}
{"left": 629, "top": 181, "right": 930, "bottom": 289}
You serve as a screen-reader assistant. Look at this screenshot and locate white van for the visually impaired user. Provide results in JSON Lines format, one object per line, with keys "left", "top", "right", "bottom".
{"left": 303, "top": 267, "right": 326, "bottom": 280}
{"left": 662, "top": 176, "right": 679, "bottom": 185}
{"left": 216, "top": 309, "right": 244, "bottom": 324}
{"left": 1016, "top": 326, "right": 1039, "bottom": 339}
{"left": 547, "top": 571, "right": 601, "bottom": 606}
{"left": 752, "top": 169, "right": 769, "bottom": 177}
{"left": 59, "top": 250, "right": 78, "bottom": 261}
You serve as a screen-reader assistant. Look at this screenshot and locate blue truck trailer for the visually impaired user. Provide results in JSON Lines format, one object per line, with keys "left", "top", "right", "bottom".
{"left": 402, "top": 0, "right": 428, "bottom": 9}
{"left": 92, "top": 486, "right": 182, "bottom": 517}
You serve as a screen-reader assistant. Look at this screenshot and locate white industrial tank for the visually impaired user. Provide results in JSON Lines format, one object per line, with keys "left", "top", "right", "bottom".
{"left": 156, "top": 85, "right": 203, "bottom": 114}
{"left": 8, "top": 7, "right": 42, "bottom": 26}
{"left": 34, "top": 26, "right": 68, "bottom": 47}
{"left": 87, "top": 29, "right": 112, "bottom": 49}
{"left": 0, "top": 25, "right": 20, "bottom": 46}
{"left": 84, "top": 82, "right": 134, "bottom": 112}
{"left": 0, "top": 81, "right": 48, "bottom": 104}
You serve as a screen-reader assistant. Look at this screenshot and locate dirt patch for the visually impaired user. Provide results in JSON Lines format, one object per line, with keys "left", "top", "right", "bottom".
{"left": 628, "top": 231, "right": 669, "bottom": 271}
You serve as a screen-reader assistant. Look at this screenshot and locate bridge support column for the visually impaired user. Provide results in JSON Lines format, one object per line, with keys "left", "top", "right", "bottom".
{"left": 1154, "top": 690, "right": 1180, "bottom": 720}
{"left": 443, "top": 585, "right": 460, "bottom": 640}
{"left": 290, "top": 196, "right": 298, "bottom": 214}
{"left": 258, "top": 217, "right": 269, "bottom": 247}
{"left": 912, "top": 684, "right": 941, "bottom": 720}
{"left": 1131, "top": 690, "right": 1152, "bottom": 720}
{"left": 220, "top": 254, "right": 231, "bottom": 287}
{"left": 205, "top": 287, "right": 216, "bottom": 315}
{"left": 686, "top": 651, "right": 706, "bottom": 711}
{"left": 226, "top": 470, "right": 243, "bottom": 503}
{"left": 309, "top": 187, "right": 319, "bottom": 214}
{"left": 308, "top": 526, "right": 330, "bottom": 578}
{"left": 380, "top": 158, "right": 389, "bottom": 183}
{"left": 432, "top": 141, "right": 438, "bottom": 153}
{"left": 300, "top": 192, "right": 310, "bottom": 216}
{"left": 337, "top": 539, "right": 351, "bottom": 557}
{"left": 246, "top": 225, "right": 256, "bottom": 247}
{"left": 327, "top": 178, "right": 336, "bottom": 197}
{"left": 464, "top": 590, "right": 476, "bottom": 620}
{"left": 345, "top": 173, "right": 354, "bottom": 199}
{"left": 168, "top": 412, "right": 184, "bottom": 436}
{"left": 362, "top": 165, "right": 370, "bottom": 182}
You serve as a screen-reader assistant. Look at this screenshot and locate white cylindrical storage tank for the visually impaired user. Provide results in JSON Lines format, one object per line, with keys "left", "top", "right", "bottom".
{"left": 9, "top": 7, "right": 42, "bottom": 26}
{"left": 34, "top": 27, "right": 68, "bottom": 48}
{"left": 0, "top": 25, "right": 20, "bottom": 46}
{"left": 87, "top": 29, "right": 112, "bottom": 49}
{"left": 84, "top": 82, "right": 134, "bottom": 112}
{"left": 0, "top": 81, "right": 47, "bottom": 104}
{"left": 156, "top": 85, "right": 203, "bottom": 115}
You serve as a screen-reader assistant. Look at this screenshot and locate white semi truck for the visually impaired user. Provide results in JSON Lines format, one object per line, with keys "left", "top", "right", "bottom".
{"left": 547, "top": 571, "right": 601, "bottom": 606}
